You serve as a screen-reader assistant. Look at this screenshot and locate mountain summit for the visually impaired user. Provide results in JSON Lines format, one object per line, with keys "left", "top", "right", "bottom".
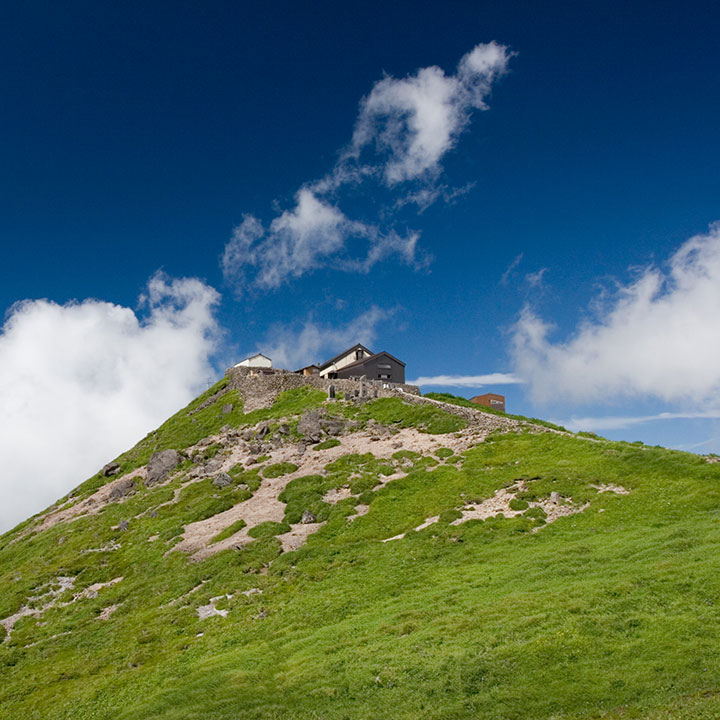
{"left": 2, "top": 370, "right": 719, "bottom": 719}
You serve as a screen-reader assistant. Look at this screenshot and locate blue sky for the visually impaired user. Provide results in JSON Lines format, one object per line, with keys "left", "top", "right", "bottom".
{"left": 2, "top": 1, "right": 720, "bottom": 529}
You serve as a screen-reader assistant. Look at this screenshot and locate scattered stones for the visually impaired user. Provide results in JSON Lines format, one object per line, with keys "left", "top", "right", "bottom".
{"left": 197, "top": 595, "right": 232, "bottom": 619}
{"left": 98, "top": 604, "right": 119, "bottom": 620}
{"left": 591, "top": 483, "right": 630, "bottom": 495}
{"left": 348, "top": 504, "right": 369, "bottom": 522}
{"left": 146, "top": 450, "right": 183, "bottom": 487}
{"left": 323, "top": 486, "right": 354, "bottom": 504}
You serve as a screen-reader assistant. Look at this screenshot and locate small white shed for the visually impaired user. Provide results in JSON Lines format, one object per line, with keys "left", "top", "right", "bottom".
{"left": 235, "top": 353, "right": 272, "bottom": 369}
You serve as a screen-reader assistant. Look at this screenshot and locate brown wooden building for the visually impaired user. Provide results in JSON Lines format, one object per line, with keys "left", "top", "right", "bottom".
{"left": 470, "top": 393, "right": 506, "bottom": 413}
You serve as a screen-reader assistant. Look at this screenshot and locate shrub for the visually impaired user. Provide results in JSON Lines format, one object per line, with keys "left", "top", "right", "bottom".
{"left": 262, "top": 462, "right": 299, "bottom": 478}
{"left": 248, "top": 521, "right": 291, "bottom": 539}
{"left": 313, "top": 438, "right": 341, "bottom": 451}
{"left": 509, "top": 498, "right": 529, "bottom": 511}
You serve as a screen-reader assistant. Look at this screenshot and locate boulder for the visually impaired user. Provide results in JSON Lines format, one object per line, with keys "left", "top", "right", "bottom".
{"left": 108, "top": 477, "right": 136, "bottom": 502}
{"left": 256, "top": 423, "right": 270, "bottom": 439}
{"left": 222, "top": 403, "right": 234, "bottom": 415}
{"left": 301, "top": 510, "right": 317, "bottom": 524}
{"left": 212, "top": 473, "right": 233, "bottom": 488}
{"left": 550, "top": 491, "right": 561, "bottom": 504}
{"left": 146, "top": 450, "right": 183, "bottom": 487}
{"left": 298, "top": 410, "right": 324, "bottom": 442}
{"left": 102, "top": 462, "right": 120, "bottom": 477}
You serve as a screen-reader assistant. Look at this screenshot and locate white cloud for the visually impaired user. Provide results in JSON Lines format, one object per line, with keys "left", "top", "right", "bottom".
{"left": 222, "top": 190, "right": 420, "bottom": 292}
{"left": 0, "top": 274, "right": 220, "bottom": 533}
{"left": 559, "top": 410, "right": 720, "bottom": 433}
{"left": 512, "top": 223, "right": 720, "bottom": 405}
{"left": 409, "top": 372, "right": 524, "bottom": 387}
{"left": 222, "top": 42, "right": 510, "bottom": 293}
{"left": 260, "top": 307, "right": 392, "bottom": 370}
{"left": 349, "top": 42, "right": 510, "bottom": 184}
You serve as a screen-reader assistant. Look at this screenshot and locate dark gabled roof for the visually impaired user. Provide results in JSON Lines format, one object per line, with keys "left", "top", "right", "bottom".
{"left": 318, "top": 343, "right": 373, "bottom": 371}
{"left": 334, "top": 350, "right": 405, "bottom": 374}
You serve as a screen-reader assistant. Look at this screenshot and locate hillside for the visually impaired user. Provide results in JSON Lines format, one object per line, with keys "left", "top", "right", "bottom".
{"left": 2, "top": 375, "right": 720, "bottom": 719}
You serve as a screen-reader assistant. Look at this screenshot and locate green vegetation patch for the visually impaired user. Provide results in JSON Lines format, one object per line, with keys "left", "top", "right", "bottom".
{"left": 313, "top": 437, "right": 341, "bottom": 451}
{"left": 247, "top": 521, "right": 291, "bottom": 539}
{"left": 209, "top": 519, "right": 247, "bottom": 544}
{"left": 262, "top": 462, "right": 299, "bottom": 478}
{"left": 358, "top": 397, "right": 466, "bottom": 434}
{"left": 5, "top": 391, "right": 720, "bottom": 720}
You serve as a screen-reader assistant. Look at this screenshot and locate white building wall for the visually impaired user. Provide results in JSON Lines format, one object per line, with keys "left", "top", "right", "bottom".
{"left": 236, "top": 354, "right": 272, "bottom": 368}
{"left": 319, "top": 348, "right": 372, "bottom": 377}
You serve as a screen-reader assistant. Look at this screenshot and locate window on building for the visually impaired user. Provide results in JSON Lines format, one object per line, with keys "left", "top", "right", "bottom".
{"left": 378, "top": 373, "right": 391, "bottom": 380}
{"left": 377, "top": 363, "right": 391, "bottom": 369}
{"left": 355, "top": 349, "right": 363, "bottom": 360}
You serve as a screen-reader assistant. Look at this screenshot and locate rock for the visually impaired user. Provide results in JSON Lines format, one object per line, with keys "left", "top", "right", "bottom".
{"left": 222, "top": 403, "right": 233, "bottom": 415}
{"left": 203, "top": 458, "right": 223, "bottom": 474}
{"left": 256, "top": 423, "right": 270, "bottom": 439}
{"left": 212, "top": 473, "right": 233, "bottom": 488}
{"left": 321, "top": 417, "right": 346, "bottom": 436}
{"left": 146, "top": 450, "right": 183, "bottom": 487}
{"left": 241, "top": 429, "right": 254, "bottom": 441}
{"left": 298, "top": 410, "right": 324, "bottom": 440}
{"left": 249, "top": 443, "right": 263, "bottom": 455}
{"left": 102, "top": 462, "right": 120, "bottom": 477}
{"left": 108, "top": 478, "right": 136, "bottom": 501}
{"left": 301, "top": 510, "right": 317, "bottom": 524}
{"left": 245, "top": 457, "right": 258, "bottom": 466}
{"left": 237, "top": 483, "right": 249, "bottom": 490}
{"left": 550, "top": 491, "right": 561, "bottom": 504}
{"left": 118, "top": 520, "right": 129, "bottom": 531}
{"left": 277, "top": 423, "right": 290, "bottom": 435}
{"left": 149, "top": 510, "right": 158, "bottom": 519}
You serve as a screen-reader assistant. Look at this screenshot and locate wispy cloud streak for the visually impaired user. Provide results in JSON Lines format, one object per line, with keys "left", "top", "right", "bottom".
{"left": 410, "top": 372, "right": 523, "bottom": 387}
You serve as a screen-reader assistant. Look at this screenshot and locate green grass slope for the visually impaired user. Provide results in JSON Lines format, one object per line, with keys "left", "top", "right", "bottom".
{"left": 1, "top": 386, "right": 720, "bottom": 719}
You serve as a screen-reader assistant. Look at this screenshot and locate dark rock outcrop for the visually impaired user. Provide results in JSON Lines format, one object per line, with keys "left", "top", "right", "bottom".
{"left": 146, "top": 450, "right": 183, "bottom": 487}
{"left": 108, "top": 477, "right": 136, "bottom": 502}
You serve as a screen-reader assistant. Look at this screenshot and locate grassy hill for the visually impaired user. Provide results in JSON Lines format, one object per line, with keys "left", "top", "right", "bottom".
{"left": 2, "top": 382, "right": 720, "bottom": 719}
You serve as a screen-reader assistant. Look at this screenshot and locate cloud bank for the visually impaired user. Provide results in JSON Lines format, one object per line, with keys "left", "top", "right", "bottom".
{"left": 512, "top": 223, "right": 720, "bottom": 406}
{"left": 0, "top": 274, "right": 220, "bottom": 533}
{"left": 222, "top": 42, "right": 511, "bottom": 293}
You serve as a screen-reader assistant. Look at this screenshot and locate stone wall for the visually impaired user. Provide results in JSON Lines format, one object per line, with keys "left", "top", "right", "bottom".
{"left": 225, "top": 366, "right": 420, "bottom": 412}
